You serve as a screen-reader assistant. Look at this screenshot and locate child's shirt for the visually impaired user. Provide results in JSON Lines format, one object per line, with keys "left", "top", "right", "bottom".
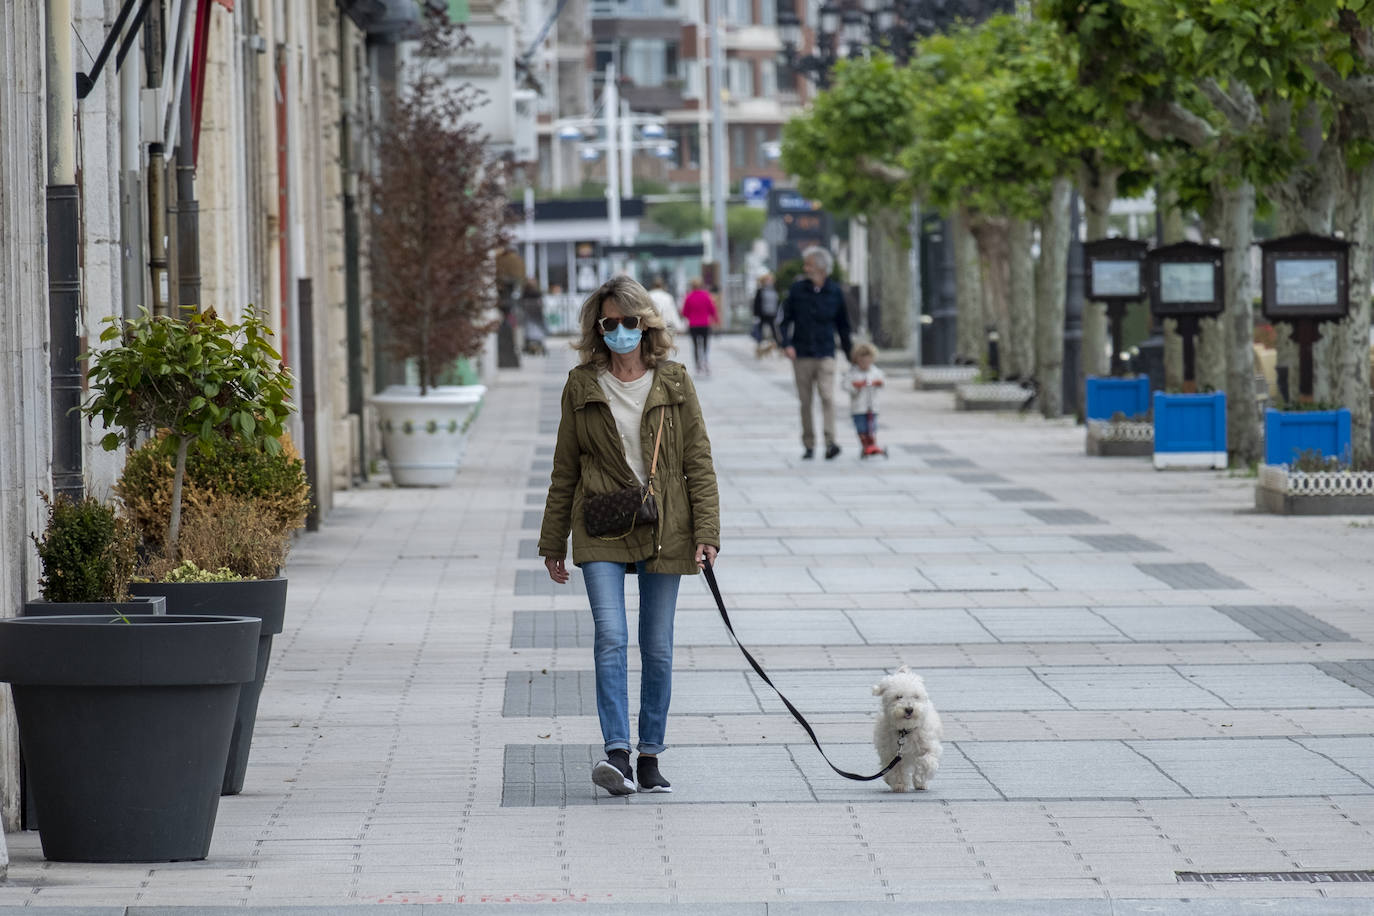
{"left": 845, "top": 363, "right": 885, "bottom": 414}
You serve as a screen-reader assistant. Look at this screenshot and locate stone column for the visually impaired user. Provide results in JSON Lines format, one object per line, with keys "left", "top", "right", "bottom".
{"left": 0, "top": 0, "right": 55, "bottom": 846}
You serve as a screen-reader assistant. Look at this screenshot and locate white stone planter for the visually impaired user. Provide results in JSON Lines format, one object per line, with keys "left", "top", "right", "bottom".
{"left": 1255, "top": 463, "right": 1374, "bottom": 515}
{"left": 370, "top": 385, "right": 486, "bottom": 487}
{"left": 913, "top": 365, "right": 979, "bottom": 390}
{"left": 1085, "top": 419, "right": 1153, "bottom": 457}
{"left": 954, "top": 381, "right": 1033, "bottom": 412}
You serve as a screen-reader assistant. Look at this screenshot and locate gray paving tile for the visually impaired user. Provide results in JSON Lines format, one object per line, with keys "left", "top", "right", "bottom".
{"left": 1213, "top": 605, "right": 1353, "bottom": 642}
{"left": 1174, "top": 664, "right": 1374, "bottom": 708}
{"left": 897, "top": 443, "right": 950, "bottom": 455}
{"left": 1095, "top": 606, "right": 1263, "bottom": 642}
{"left": 926, "top": 457, "right": 978, "bottom": 469}
{"left": 1136, "top": 563, "right": 1247, "bottom": 590}
{"left": 517, "top": 538, "right": 541, "bottom": 559}
{"left": 513, "top": 567, "right": 582, "bottom": 595}
{"left": 1315, "top": 659, "right": 1374, "bottom": 695}
{"left": 986, "top": 488, "right": 1054, "bottom": 502}
{"left": 960, "top": 741, "right": 1188, "bottom": 799}
{"left": 520, "top": 510, "right": 544, "bottom": 530}
{"left": 1025, "top": 508, "right": 1107, "bottom": 525}
{"left": 950, "top": 471, "right": 1009, "bottom": 484}
{"left": 1133, "top": 738, "right": 1374, "bottom": 797}
{"left": 1074, "top": 534, "right": 1167, "bottom": 553}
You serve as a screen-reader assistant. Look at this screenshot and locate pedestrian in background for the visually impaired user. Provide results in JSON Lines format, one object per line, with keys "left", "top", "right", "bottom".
{"left": 648, "top": 276, "right": 686, "bottom": 334}
{"left": 681, "top": 277, "right": 719, "bottom": 376}
{"left": 780, "top": 246, "right": 853, "bottom": 459}
{"left": 752, "top": 272, "right": 781, "bottom": 356}
{"left": 539, "top": 276, "right": 721, "bottom": 797}
{"left": 845, "top": 341, "right": 887, "bottom": 457}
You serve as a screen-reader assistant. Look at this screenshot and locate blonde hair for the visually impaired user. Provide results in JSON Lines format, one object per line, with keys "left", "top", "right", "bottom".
{"left": 571, "top": 275, "right": 674, "bottom": 370}
{"left": 851, "top": 341, "right": 878, "bottom": 361}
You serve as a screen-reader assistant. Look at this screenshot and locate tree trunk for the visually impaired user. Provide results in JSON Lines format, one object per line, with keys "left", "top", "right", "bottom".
{"left": 870, "top": 207, "right": 912, "bottom": 352}
{"left": 1008, "top": 216, "right": 1036, "bottom": 381}
{"left": 952, "top": 207, "right": 985, "bottom": 365}
{"left": 1333, "top": 160, "right": 1374, "bottom": 464}
{"left": 1079, "top": 162, "right": 1121, "bottom": 380}
{"left": 969, "top": 214, "right": 1012, "bottom": 379}
{"left": 167, "top": 435, "right": 192, "bottom": 560}
{"left": 1158, "top": 191, "right": 1187, "bottom": 390}
{"left": 1195, "top": 198, "right": 1227, "bottom": 395}
{"left": 1036, "top": 178, "right": 1073, "bottom": 418}
{"left": 1219, "top": 180, "right": 1262, "bottom": 465}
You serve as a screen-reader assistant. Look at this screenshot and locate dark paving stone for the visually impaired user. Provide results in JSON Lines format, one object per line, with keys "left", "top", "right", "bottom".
{"left": 986, "top": 488, "right": 1054, "bottom": 502}
{"left": 503, "top": 669, "right": 597, "bottom": 716}
{"left": 1213, "top": 605, "right": 1353, "bottom": 642}
{"left": 535, "top": 445, "right": 554, "bottom": 456}
{"left": 525, "top": 492, "right": 545, "bottom": 505}
{"left": 1177, "top": 870, "right": 1374, "bottom": 884}
{"left": 1315, "top": 659, "right": 1374, "bottom": 694}
{"left": 1075, "top": 534, "right": 1166, "bottom": 553}
{"left": 1137, "top": 563, "right": 1246, "bottom": 590}
{"left": 513, "top": 568, "right": 583, "bottom": 596}
{"left": 1025, "top": 508, "right": 1106, "bottom": 525}
{"left": 522, "top": 510, "right": 544, "bottom": 530}
{"left": 530, "top": 459, "right": 553, "bottom": 473}
{"left": 503, "top": 743, "right": 623, "bottom": 807}
{"left": 528, "top": 475, "right": 548, "bottom": 489}
{"left": 511, "top": 609, "right": 593, "bottom": 648}
{"left": 517, "top": 539, "right": 542, "bottom": 559}
{"left": 897, "top": 444, "right": 950, "bottom": 455}
{"left": 951, "top": 472, "right": 1008, "bottom": 484}
{"left": 925, "top": 457, "right": 977, "bottom": 469}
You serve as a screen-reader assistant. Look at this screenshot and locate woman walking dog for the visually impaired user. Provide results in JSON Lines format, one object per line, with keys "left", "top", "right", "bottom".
{"left": 539, "top": 276, "right": 721, "bottom": 796}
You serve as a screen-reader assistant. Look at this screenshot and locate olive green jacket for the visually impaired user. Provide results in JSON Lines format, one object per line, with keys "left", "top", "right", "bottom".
{"left": 539, "top": 361, "right": 720, "bottom": 575}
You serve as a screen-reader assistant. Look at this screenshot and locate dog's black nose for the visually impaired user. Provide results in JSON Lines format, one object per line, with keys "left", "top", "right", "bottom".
{"left": 903, "top": 707, "right": 914, "bottom": 717}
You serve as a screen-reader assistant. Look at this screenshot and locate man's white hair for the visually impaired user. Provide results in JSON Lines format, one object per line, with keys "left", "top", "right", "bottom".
{"left": 802, "top": 246, "right": 833, "bottom": 276}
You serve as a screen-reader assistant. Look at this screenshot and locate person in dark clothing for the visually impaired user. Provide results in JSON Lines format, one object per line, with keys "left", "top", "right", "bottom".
{"left": 779, "top": 246, "right": 853, "bottom": 460}
{"left": 752, "top": 272, "right": 781, "bottom": 355}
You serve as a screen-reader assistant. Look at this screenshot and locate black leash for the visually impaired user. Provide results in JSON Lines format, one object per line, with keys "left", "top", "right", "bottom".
{"left": 701, "top": 560, "right": 901, "bottom": 782}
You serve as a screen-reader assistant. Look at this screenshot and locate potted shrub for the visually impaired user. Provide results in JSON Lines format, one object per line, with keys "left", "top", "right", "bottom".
{"left": 79, "top": 304, "right": 297, "bottom": 796}
{"left": 0, "top": 496, "right": 259, "bottom": 861}
{"left": 23, "top": 492, "right": 162, "bottom": 618}
{"left": 368, "top": 18, "right": 507, "bottom": 486}
{"left": 119, "top": 432, "right": 309, "bottom": 794}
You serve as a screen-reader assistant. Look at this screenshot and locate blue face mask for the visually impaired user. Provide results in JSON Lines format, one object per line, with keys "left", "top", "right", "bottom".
{"left": 603, "top": 325, "right": 643, "bottom": 354}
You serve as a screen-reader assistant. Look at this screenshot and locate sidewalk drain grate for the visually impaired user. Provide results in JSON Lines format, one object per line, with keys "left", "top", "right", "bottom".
{"left": 1177, "top": 871, "right": 1374, "bottom": 884}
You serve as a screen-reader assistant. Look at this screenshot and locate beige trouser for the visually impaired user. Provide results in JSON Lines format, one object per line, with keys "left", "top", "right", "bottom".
{"left": 792, "top": 356, "right": 837, "bottom": 450}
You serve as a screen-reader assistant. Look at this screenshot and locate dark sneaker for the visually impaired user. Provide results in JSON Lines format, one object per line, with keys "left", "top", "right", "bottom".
{"left": 825, "top": 443, "right": 842, "bottom": 460}
{"left": 636, "top": 756, "right": 672, "bottom": 793}
{"left": 801, "top": 448, "right": 815, "bottom": 459}
{"left": 592, "top": 749, "right": 636, "bottom": 796}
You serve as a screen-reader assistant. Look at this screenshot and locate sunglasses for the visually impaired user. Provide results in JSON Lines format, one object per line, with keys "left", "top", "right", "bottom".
{"left": 596, "top": 315, "right": 641, "bottom": 333}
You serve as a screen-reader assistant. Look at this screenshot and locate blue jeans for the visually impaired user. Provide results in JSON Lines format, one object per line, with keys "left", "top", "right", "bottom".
{"left": 581, "top": 561, "right": 681, "bottom": 755}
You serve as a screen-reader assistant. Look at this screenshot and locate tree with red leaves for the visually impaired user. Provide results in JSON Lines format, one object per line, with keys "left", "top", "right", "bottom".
{"left": 371, "top": 19, "right": 512, "bottom": 395}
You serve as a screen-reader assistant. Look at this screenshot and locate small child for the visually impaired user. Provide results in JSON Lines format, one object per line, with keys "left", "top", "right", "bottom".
{"left": 845, "top": 342, "right": 887, "bottom": 458}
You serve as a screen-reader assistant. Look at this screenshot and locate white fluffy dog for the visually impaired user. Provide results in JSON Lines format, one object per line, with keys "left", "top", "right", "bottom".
{"left": 872, "top": 666, "right": 943, "bottom": 792}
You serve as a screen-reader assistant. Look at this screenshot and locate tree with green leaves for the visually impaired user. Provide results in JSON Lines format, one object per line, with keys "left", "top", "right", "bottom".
{"left": 780, "top": 53, "right": 922, "bottom": 351}
{"left": 81, "top": 306, "right": 295, "bottom": 558}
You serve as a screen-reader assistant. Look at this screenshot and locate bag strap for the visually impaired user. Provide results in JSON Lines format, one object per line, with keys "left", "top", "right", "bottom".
{"left": 646, "top": 405, "right": 666, "bottom": 486}
{"left": 701, "top": 560, "right": 902, "bottom": 782}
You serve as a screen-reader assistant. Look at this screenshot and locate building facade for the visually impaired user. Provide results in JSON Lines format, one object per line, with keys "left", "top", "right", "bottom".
{"left": 0, "top": 0, "right": 425, "bottom": 854}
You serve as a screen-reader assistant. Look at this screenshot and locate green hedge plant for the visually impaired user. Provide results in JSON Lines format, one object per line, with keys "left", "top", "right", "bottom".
{"left": 30, "top": 493, "right": 137, "bottom": 603}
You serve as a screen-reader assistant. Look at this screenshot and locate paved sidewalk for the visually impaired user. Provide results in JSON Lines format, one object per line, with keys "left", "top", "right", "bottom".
{"left": 5, "top": 335, "right": 1374, "bottom": 913}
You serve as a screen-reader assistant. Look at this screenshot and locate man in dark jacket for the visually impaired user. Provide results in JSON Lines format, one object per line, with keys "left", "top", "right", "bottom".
{"left": 780, "top": 246, "right": 853, "bottom": 459}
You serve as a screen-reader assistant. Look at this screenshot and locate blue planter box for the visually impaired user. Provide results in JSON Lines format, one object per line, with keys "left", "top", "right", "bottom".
{"left": 1154, "top": 391, "right": 1227, "bottom": 469}
{"left": 1086, "top": 376, "right": 1152, "bottom": 421}
{"left": 1264, "top": 407, "right": 1351, "bottom": 467}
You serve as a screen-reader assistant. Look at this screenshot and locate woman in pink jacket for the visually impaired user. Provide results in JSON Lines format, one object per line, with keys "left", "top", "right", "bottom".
{"left": 680, "top": 277, "right": 719, "bottom": 376}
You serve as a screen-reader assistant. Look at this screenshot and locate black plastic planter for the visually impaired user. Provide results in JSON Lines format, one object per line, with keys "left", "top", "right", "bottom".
{"left": 18, "top": 595, "right": 166, "bottom": 830}
{"left": 0, "top": 614, "right": 260, "bottom": 862}
{"left": 128, "top": 577, "right": 288, "bottom": 794}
